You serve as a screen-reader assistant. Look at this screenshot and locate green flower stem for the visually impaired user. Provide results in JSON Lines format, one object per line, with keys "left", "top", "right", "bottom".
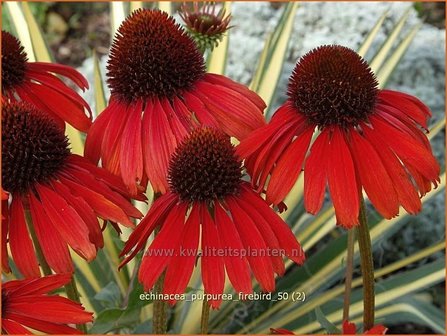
{"left": 152, "top": 268, "right": 168, "bottom": 334}
{"left": 201, "top": 298, "right": 211, "bottom": 335}
{"left": 342, "top": 229, "right": 355, "bottom": 321}
{"left": 64, "top": 276, "right": 87, "bottom": 333}
{"left": 151, "top": 191, "right": 169, "bottom": 334}
{"left": 25, "top": 209, "right": 52, "bottom": 276}
{"left": 357, "top": 198, "right": 375, "bottom": 331}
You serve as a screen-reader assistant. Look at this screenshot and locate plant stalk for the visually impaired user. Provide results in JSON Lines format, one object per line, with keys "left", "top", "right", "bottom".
{"left": 201, "top": 298, "right": 211, "bottom": 335}
{"left": 342, "top": 229, "right": 355, "bottom": 321}
{"left": 152, "top": 266, "right": 168, "bottom": 334}
{"left": 357, "top": 198, "right": 375, "bottom": 331}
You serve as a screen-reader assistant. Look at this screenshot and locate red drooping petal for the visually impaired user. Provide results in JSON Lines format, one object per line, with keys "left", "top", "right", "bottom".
{"left": 66, "top": 155, "right": 145, "bottom": 201}
{"left": 214, "top": 203, "right": 252, "bottom": 295}
{"left": 203, "top": 73, "right": 266, "bottom": 111}
{"left": 226, "top": 197, "right": 275, "bottom": 292}
{"left": 119, "top": 99, "right": 144, "bottom": 195}
{"left": 15, "top": 84, "right": 66, "bottom": 130}
{"left": 101, "top": 100, "right": 130, "bottom": 175}
{"left": 236, "top": 102, "right": 300, "bottom": 159}
{"left": 5, "top": 313, "right": 82, "bottom": 335}
{"left": 200, "top": 203, "right": 225, "bottom": 309}
{"left": 28, "top": 193, "right": 74, "bottom": 274}
{"left": 163, "top": 98, "right": 190, "bottom": 142}
{"left": 326, "top": 128, "right": 360, "bottom": 228}
{"left": 35, "top": 184, "right": 97, "bottom": 261}
{"left": 7, "top": 297, "right": 92, "bottom": 324}
{"left": 138, "top": 202, "right": 188, "bottom": 291}
{"left": 251, "top": 117, "right": 304, "bottom": 193}
{"left": 51, "top": 180, "right": 103, "bottom": 248}
{"left": 304, "top": 129, "right": 330, "bottom": 215}
{"left": 27, "top": 62, "right": 89, "bottom": 90}
{"left": 84, "top": 102, "right": 114, "bottom": 165}
{"left": 119, "top": 193, "right": 178, "bottom": 268}
{"left": 163, "top": 205, "right": 200, "bottom": 303}
{"left": 58, "top": 173, "right": 137, "bottom": 228}
{"left": 9, "top": 196, "right": 41, "bottom": 278}
{"left": 370, "top": 115, "right": 440, "bottom": 183}
{"left": 379, "top": 90, "right": 430, "bottom": 129}
{"left": 240, "top": 184, "right": 305, "bottom": 265}
{"left": 3, "top": 273, "right": 72, "bottom": 296}
{"left": 182, "top": 90, "right": 220, "bottom": 127}
{"left": 267, "top": 126, "right": 314, "bottom": 205}
{"left": 1, "top": 319, "right": 32, "bottom": 334}
{"left": 25, "top": 69, "right": 91, "bottom": 117}
{"left": 375, "top": 104, "right": 430, "bottom": 149}
{"left": 142, "top": 97, "right": 177, "bottom": 194}
{"left": 349, "top": 129, "right": 399, "bottom": 219}
{"left": 193, "top": 82, "right": 265, "bottom": 140}
{"left": 236, "top": 199, "right": 285, "bottom": 276}
{"left": 63, "top": 162, "right": 143, "bottom": 218}
{"left": 362, "top": 123, "right": 421, "bottom": 214}
{"left": 25, "top": 82, "right": 91, "bottom": 132}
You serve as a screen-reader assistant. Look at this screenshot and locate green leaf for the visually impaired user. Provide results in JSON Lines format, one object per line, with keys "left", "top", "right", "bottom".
{"left": 249, "top": 2, "right": 299, "bottom": 113}
{"left": 94, "top": 281, "right": 122, "bottom": 306}
{"left": 21, "top": 2, "right": 52, "bottom": 62}
{"left": 369, "top": 8, "right": 411, "bottom": 74}
{"left": 110, "top": 2, "right": 126, "bottom": 38}
{"left": 357, "top": 9, "right": 389, "bottom": 58}
{"left": 376, "top": 23, "right": 422, "bottom": 87}
{"left": 93, "top": 51, "right": 107, "bottom": 115}
{"left": 90, "top": 307, "right": 141, "bottom": 334}
{"left": 207, "top": 2, "right": 232, "bottom": 75}
{"left": 315, "top": 307, "right": 341, "bottom": 334}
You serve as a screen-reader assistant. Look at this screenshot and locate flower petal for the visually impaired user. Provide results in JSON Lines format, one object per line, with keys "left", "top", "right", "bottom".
{"left": 9, "top": 196, "right": 41, "bottom": 278}
{"left": 327, "top": 128, "right": 360, "bottom": 228}
{"left": 267, "top": 126, "right": 314, "bottom": 205}
{"left": 226, "top": 197, "right": 275, "bottom": 292}
{"left": 163, "top": 204, "right": 200, "bottom": 303}
{"left": 201, "top": 204, "right": 225, "bottom": 309}
{"left": 28, "top": 193, "right": 74, "bottom": 274}
{"left": 214, "top": 203, "right": 252, "bottom": 294}
{"left": 304, "top": 129, "right": 330, "bottom": 215}
{"left": 349, "top": 129, "right": 399, "bottom": 219}
{"left": 138, "top": 202, "right": 188, "bottom": 291}
{"left": 120, "top": 99, "right": 144, "bottom": 195}
{"left": 36, "top": 184, "right": 97, "bottom": 261}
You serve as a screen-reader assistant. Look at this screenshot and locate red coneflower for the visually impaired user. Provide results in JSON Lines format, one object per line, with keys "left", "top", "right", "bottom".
{"left": 1, "top": 30, "right": 91, "bottom": 132}
{"left": 179, "top": 2, "right": 232, "bottom": 52}
{"left": 119, "top": 127, "right": 304, "bottom": 309}
{"left": 2, "top": 273, "right": 93, "bottom": 334}
{"left": 84, "top": 9, "right": 266, "bottom": 195}
{"left": 1, "top": 101, "right": 143, "bottom": 277}
{"left": 237, "top": 45, "right": 440, "bottom": 228}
